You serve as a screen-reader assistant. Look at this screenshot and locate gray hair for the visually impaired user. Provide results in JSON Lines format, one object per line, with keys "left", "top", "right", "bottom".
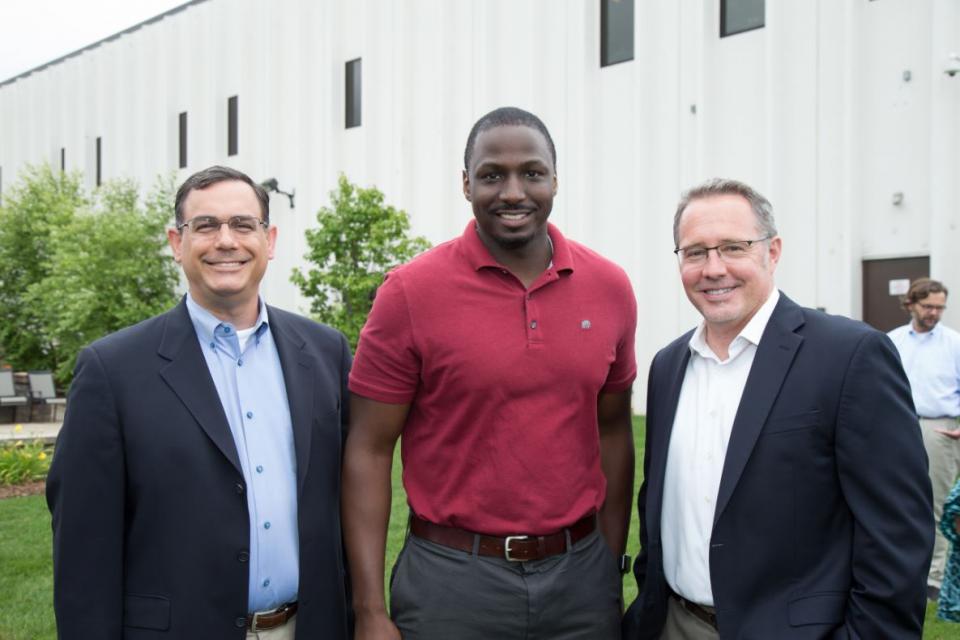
{"left": 673, "top": 178, "right": 778, "bottom": 248}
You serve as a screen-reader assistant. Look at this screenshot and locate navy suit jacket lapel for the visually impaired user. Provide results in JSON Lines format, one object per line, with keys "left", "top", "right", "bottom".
{"left": 268, "top": 307, "right": 316, "bottom": 495}
{"left": 648, "top": 333, "right": 694, "bottom": 542}
{"left": 158, "top": 299, "right": 242, "bottom": 474}
{"left": 713, "top": 294, "right": 805, "bottom": 525}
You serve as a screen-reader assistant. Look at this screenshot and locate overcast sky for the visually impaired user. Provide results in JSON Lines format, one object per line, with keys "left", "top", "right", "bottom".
{"left": 0, "top": 0, "right": 188, "bottom": 82}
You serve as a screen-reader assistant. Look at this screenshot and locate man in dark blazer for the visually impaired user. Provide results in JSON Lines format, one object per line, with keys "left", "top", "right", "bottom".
{"left": 623, "top": 178, "right": 933, "bottom": 639}
{"left": 47, "top": 166, "right": 352, "bottom": 639}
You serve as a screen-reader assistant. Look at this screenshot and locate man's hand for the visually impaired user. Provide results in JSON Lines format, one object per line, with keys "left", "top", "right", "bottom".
{"left": 934, "top": 427, "right": 960, "bottom": 440}
{"left": 355, "top": 610, "right": 402, "bottom": 640}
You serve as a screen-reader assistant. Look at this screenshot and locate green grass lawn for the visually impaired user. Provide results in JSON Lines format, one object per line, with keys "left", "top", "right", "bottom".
{"left": 2, "top": 416, "right": 957, "bottom": 638}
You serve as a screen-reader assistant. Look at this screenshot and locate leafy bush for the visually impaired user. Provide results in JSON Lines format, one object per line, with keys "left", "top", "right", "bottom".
{"left": 0, "top": 166, "right": 179, "bottom": 385}
{"left": 23, "top": 177, "right": 179, "bottom": 383}
{"left": 0, "top": 439, "right": 51, "bottom": 485}
{"left": 0, "top": 166, "right": 86, "bottom": 372}
{"left": 292, "top": 175, "right": 430, "bottom": 349}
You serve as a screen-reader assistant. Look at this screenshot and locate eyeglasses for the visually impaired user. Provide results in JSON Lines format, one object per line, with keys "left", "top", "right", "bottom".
{"left": 177, "top": 215, "right": 268, "bottom": 235}
{"left": 917, "top": 303, "right": 946, "bottom": 313}
{"left": 674, "top": 237, "right": 771, "bottom": 267}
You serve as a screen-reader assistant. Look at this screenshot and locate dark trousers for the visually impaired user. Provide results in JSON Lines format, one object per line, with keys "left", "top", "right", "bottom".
{"left": 390, "top": 528, "right": 622, "bottom": 640}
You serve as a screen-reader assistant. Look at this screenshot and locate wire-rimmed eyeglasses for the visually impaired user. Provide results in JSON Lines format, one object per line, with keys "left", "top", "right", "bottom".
{"left": 176, "top": 215, "right": 268, "bottom": 235}
{"left": 673, "top": 237, "right": 771, "bottom": 267}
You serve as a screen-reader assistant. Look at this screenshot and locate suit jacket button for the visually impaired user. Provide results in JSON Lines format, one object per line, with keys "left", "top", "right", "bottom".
{"left": 235, "top": 482, "right": 244, "bottom": 495}
{"left": 238, "top": 550, "right": 249, "bottom": 562}
{"left": 234, "top": 616, "right": 247, "bottom": 628}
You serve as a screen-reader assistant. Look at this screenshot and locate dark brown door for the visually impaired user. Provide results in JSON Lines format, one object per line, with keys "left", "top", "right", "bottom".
{"left": 862, "top": 256, "right": 929, "bottom": 332}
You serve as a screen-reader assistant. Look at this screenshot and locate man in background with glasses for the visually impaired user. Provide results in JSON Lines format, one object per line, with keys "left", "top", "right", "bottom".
{"left": 623, "top": 178, "right": 932, "bottom": 639}
{"left": 889, "top": 278, "right": 960, "bottom": 602}
{"left": 47, "top": 166, "right": 352, "bottom": 639}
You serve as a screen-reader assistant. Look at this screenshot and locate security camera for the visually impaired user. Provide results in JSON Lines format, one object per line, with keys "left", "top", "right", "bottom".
{"left": 946, "top": 53, "right": 960, "bottom": 77}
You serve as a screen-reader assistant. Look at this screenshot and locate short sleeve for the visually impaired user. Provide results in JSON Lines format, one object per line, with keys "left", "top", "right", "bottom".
{"left": 602, "top": 272, "right": 638, "bottom": 393}
{"left": 348, "top": 271, "right": 421, "bottom": 404}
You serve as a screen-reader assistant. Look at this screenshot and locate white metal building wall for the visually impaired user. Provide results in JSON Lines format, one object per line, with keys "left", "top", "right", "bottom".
{"left": 0, "top": 0, "right": 957, "bottom": 408}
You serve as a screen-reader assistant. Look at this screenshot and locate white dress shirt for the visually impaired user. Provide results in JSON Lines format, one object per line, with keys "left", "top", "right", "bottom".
{"left": 661, "top": 288, "right": 780, "bottom": 606}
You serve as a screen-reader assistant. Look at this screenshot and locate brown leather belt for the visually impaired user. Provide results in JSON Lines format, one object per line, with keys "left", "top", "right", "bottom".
{"left": 247, "top": 601, "right": 297, "bottom": 632}
{"left": 409, "top": 513, "right": 597, "bottom": 562}
{"left": 670, "top": 591, "right": 717, "bottom": 630}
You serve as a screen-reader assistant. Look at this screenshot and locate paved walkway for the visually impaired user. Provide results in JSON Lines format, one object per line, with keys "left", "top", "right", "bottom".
{"left": 0, "top": 422, "right": 61, "bottom": 443}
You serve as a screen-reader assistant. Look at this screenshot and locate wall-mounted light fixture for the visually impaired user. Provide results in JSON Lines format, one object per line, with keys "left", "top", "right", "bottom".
{"left": 945, "top": 53, "right": 960, "bottom": 77}
{"left": 261, "top": 178, "right": 295, "bottom": 209}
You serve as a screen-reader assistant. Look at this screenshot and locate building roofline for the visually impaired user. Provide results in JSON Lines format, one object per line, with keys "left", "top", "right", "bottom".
{"left": 0, "top": 0, "right": 209, "bottom": 88}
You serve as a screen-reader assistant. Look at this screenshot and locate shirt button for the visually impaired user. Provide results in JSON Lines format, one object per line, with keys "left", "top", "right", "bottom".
{"left": 262, "top": 578, "right": 271, "bottom": 588}
{"left": 209, "top": 342, "right": 216, "bottom": 350}
{"left": 224, "top": 327, "right": 231, "bottom": 334}
{"left": 264, "top": 521, "right": 271, "bottom": 530}
{"left": 234, "top": 617, "right": 246, "bottom": 628}
{"left": 235, "top": 483, "right": 244, "bottom": 495}
{"left": 530, "top": 321, "right": 537, "bottom": 329}
{"left": 237, "top": 550, "right": 249, "bottom": 562}
{"left": 256, "top": 465, "right": 263, "bottom": 473}
{"left": 246, "top": 411, "right": 253, "bottom": 419}
{"left": 238, "top": 359, "right": 243, "bottom": 367}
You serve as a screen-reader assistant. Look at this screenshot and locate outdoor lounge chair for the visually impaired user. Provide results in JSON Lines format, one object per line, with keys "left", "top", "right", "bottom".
{"left": 0, "top": 370, "right": 28, "bottom": 407}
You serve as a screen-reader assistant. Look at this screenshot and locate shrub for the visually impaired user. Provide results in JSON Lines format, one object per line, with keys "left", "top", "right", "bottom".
{"left": 292, "top": 175, "right": 430, "bottom": 349}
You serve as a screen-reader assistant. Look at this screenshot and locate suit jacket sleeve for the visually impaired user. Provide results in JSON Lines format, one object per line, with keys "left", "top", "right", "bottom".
{"left": 46, "top": 346, "right": 126, "bottom": 639}
{"left": 835, "top": 331, "right": 933, "bottom": 638}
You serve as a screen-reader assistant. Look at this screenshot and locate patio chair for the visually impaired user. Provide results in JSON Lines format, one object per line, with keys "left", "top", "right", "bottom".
{"left": 28, "top": 371, "right": 66, "bottom": 405}
{"left": 0, "top": 370, "right": 28, "bottom": 407}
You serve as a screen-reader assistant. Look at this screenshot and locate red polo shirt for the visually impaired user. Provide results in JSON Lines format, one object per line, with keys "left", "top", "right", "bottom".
{"left": 349, "top": 222, "right": 637, "bottom": 536}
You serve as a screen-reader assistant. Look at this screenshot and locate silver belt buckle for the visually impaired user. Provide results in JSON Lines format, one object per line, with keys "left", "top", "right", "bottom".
{"left": 504, "top": 535, "right": 529, "bottom": 562}
{"left": 250, "top": 611, "right": 265, "bottom": 632}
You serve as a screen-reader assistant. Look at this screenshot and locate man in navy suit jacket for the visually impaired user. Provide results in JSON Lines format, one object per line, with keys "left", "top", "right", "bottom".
{"left": 47, "top": 166, "right": 352, "bottom": 639}
{"left": 623, "top": 178, "right": 933, "bottom": 639}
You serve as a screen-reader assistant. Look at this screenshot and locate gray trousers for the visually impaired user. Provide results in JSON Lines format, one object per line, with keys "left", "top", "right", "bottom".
{"left": 389, "top": 527, "right": 622, "bottom": 639}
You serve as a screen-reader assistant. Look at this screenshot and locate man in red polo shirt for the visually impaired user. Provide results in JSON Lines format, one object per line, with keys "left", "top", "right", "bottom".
{"left": 343, "top": 106, "right": 637, "bottom": 639}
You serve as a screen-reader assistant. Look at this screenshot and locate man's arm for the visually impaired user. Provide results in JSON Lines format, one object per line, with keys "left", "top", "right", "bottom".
{"left": 45, "top": 347, "right": 126, "bottom": 639}
{"left": 597, "top": 389, "right": 634, "bottom": 557}
{"left": 835, "top": 332, "right": 933, "bottom": 638}
{"left": 342, "top": 394, "right": 409, "bottom": 640}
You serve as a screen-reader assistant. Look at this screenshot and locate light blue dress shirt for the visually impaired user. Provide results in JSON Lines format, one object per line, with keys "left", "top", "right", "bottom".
{"left": 186, "top": 294, "right": 299, "bottom": 613}
{"left": 889, "top": 322, "right": 960, "bottom": 419}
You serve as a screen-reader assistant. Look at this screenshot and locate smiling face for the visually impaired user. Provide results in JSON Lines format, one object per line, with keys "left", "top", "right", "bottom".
{"left": 677, "top": 193, "right": 781, "bottom": 348}
{"left": 462, "top": 124, "right": 557, "bottom": 256}
{"left": 167, "top": 179, "right": 277, "bottom": 325}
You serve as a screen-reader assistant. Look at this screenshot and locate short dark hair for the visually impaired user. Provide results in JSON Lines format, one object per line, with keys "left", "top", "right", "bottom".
{"left": 174, "top": 165, "right": 270, "bottom": 227}
{"left": 674, "top": 178, "right": 777, "bottom": 248}
{"left": 463, "top": 106, "right": 557, "bottom": 172}
{"left": 902, "top": 278, "right": 948, "bottom": 310}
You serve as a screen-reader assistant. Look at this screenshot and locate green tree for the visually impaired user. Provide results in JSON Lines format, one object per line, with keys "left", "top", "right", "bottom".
{"left": 24, "top": 176, "right": 180, "bottom": 384}
{"left": 292, "top": 175, "right": 430, "bottom": 349}
{"left": 0, "top": 165, "right": 86, "bottom": 371}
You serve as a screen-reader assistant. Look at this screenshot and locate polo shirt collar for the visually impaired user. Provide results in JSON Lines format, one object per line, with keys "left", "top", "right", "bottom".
{"left": 459, "top": 221, "right": 574, "bottom": 273}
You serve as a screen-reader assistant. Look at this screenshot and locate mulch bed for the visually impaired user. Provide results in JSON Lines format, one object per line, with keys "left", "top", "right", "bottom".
{"left": 0, "top": 480, "right": 45, "bottom": 499}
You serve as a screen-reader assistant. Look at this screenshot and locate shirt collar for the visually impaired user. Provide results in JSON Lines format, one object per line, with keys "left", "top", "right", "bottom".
{"left": 185, "top": 293, "right": 270, "bottom": 344}
{"left": 909, "top": 323, "right": 940, "bottom": 338}
{"left": 459, "top": 221, "right": 575, "bottom": 273}
{"left": 689, "top": 288, "right": 780, "bottom": 361}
